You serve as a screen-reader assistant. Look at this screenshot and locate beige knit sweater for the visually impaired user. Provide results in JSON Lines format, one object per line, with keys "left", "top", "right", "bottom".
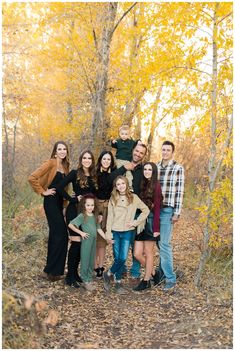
{"left": 106, "top": 194, "right": 150, "bottom": 240}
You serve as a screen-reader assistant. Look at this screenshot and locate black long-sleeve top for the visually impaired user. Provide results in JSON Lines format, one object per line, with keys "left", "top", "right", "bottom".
{"left": 96, "top": 169, "right": 117, "bottom": 200}
{"left": 56, "top": 169, "right": 97, "bottom": 204}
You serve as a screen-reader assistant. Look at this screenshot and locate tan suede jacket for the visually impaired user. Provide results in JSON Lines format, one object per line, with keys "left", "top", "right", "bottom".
{"left": 106, "top": 194, "right": 150, "bottom": 240}
{"left": 28, "top": 158, "right": 67, "bottom": 195}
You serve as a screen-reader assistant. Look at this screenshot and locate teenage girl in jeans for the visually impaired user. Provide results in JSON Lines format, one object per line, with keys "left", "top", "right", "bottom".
{"left": 103, "top": 176, "right": 149, "bottom": 294}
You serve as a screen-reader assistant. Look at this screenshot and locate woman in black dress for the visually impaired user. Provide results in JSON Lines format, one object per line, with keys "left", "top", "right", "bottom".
{"left": 28, "top": 141, "right": 70, "bottom": 281}
{"left": 94, "top": 150, "right": 116, "bottom": 278}
{"left": 56, "top": 149, "right": 97, "bottom": 288}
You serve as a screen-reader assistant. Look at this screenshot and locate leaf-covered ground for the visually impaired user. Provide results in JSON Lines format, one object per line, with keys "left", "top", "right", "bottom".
{"left": 3, "top": 207, "right": 233, "bottom": 349}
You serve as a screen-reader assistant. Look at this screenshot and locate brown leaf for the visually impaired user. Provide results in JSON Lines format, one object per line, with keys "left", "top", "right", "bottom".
{"left": 24, "top": 295, "right": 34, "bottom": 310}
{"left": 35, "top": 300, "right": 48, "bottom": 312}
{"left": 43, "top": 310, "right": 59, "bottom": 326}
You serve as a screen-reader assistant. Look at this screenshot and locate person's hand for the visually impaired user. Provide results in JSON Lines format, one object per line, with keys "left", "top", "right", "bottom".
{"left": 71, "top": 191, "right": 76, "bottom": 198}
{"left": 42, "top": 188, "right": 56, "bottom": 196}
{"left": 112, "top": 139, "right": 117, "bottom": 144}
{"left": 77, "top": 195, "right": 83, "bottom": 202}
{"left": 81, "top": 232, "right": 89, "bottom": 239}
{"left": 124, "top": 162, "right": 135, "bottom": 171}
{"left": 126, "top": 221, "right": 135, "bottom": 228}
{"left": 172, "top": 215, "right": 179, "bottom": 224}
{"left": 98, "top": 215, "right": 103, "bottom": 224}
{"left": 106, "top": 239, "right": 114, "bottom": 244}
{"left": 153, "top": 232, "right": 160, "bottom": 237}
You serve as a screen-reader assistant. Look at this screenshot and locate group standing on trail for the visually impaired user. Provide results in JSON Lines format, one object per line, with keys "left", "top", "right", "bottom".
{"left": 28, "top": 125, "right": 185, "bottom": 294}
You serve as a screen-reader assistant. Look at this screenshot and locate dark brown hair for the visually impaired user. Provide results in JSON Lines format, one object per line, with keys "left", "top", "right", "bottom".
{"left": 140, "top": 162, "right": 158, "bottom": 209}
{"left": 76, "top": 150, "right": 97, "bottom": 188}
{"left": 79, "top": 193, "right": 98, "bottom": 223}
{"left": 50, "top": 140, "right": 70, "bottom": 174}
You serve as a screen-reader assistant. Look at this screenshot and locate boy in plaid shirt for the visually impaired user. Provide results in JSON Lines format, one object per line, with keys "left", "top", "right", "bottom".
{"left": 156, "top": 141, "right": 184, "bottom": 291}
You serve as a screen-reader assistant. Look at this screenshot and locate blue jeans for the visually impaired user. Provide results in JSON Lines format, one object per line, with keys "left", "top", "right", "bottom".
{"left": 159, "top": 207, "right": 176, "bottom": 283}
{"left": 110, "top": 230, "right": 133, "bottom": 281}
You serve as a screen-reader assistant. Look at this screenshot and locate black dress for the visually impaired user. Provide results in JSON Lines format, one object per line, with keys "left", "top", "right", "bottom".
{"left": 43, "top": 171, "right": 68, "bottom": 276}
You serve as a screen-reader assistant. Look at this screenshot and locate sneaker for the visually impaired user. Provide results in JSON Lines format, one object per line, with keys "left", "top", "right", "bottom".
{"left": 103, "top": 271, "right": 111, "bottom": 291}
{"left": 114, "top": 282, "right": 126, "bottom": 295}
{"left": 84, "top": 282, "right": 96, "bottom": 291}
{"left": 162, "top": 281, "right": 176, "bottom": 291}
{"left": 133, "top": 279, "right": 151, "bottom": 292}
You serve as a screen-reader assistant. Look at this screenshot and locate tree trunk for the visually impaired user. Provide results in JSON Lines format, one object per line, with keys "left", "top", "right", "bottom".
{"left": 146, "top": 85, "right": 163, "bottom": 159}
{"left": 90, "top": 3, "right": 117, "bottom": 154}
{"left": 195, "top": 3, "right": 219, "bottom": 287}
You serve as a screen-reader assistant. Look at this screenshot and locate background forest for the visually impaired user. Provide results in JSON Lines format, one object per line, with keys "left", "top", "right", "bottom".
{"left": 2, "top": 2, "right": 233, "bottom": 349}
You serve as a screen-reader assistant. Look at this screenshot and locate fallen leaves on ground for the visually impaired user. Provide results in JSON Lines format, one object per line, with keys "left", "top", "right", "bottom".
{"left": 3, "top": 208, "right": 233, "bottom": 349}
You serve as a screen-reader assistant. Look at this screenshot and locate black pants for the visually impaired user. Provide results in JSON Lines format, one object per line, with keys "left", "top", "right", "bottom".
{"left": 43, "top": 196, "right": 68, "bottom": 276}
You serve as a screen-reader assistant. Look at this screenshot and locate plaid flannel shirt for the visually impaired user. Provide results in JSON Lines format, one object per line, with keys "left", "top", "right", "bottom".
{"left": 156, "top": 159, "right": 185, "bottom": 216}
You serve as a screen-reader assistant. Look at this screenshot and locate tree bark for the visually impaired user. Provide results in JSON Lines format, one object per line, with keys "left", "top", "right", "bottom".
{"left": 89, "top": 3, "right": 118, "bottom": 154}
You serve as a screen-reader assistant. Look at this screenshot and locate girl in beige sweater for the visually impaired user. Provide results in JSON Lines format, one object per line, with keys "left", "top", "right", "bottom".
{"left": 103, "top": 176, "right": 149, "bottom": 294}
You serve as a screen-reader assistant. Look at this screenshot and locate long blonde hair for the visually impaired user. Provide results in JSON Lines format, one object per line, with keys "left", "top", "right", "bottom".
{"left": 110, "top": 176, "right": 133, "bottom": 206}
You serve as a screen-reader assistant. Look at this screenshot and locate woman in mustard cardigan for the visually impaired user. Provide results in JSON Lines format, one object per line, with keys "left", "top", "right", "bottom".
{"left": 28, "top": 141, "right": 70, "bottom": 281}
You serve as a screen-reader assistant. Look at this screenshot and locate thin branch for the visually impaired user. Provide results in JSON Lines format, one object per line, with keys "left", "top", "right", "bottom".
{"left": 217, "top": 12, "right": 232, "bottom": 25}
{"left": 165, "top": 65, "right": 212, "bottom": 77}
{"left": 111, "top": 2, "right": 138, "bottom": 36}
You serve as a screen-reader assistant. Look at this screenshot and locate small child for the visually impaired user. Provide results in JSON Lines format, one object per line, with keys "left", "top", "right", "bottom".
{"left": 68, "top": 194, "right": 110, "bottom": 291}
{"left": 103, "top": 176, "right": 149, "bottom": 294}
{"left": 111, "top": 125, "right": 141, "bottom": 191}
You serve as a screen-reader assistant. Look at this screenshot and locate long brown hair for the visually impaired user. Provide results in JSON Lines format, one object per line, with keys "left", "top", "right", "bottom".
{"left": 50, "top": 140, "right": 70, "bottom": 174}
{"left": 79, "top": 193, "right": 98, "bottom": 223}
{"left": 140, "top": 162, "right": 158, "bottom": 209}
{"left": 110, "top": 176, "right": 133, "bottom": 206}
{"left": 76, "top": 150, "right": 97, "bottom": 188}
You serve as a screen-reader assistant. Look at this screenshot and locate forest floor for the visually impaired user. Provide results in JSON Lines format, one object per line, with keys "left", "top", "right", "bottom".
{"left": 3, "top": 206, "right": 233, "bottom": 349}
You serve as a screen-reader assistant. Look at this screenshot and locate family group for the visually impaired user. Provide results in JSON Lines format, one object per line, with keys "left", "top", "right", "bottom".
{"left": 28, "top": 125, "right": 184, "bottom": 294}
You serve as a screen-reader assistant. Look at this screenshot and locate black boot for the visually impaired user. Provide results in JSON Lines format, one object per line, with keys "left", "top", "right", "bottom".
{"left": 94, "top": 268, "right": 100, "bottom": 278}
{"left": 152, "top": 266, "right": 165, "bottom": 286}
{"left": 66, "top": 242, "right": 81, "bottom": 286}
{"left": 133, "top": 279, "right": 151, "bottom": 291}
{"left": 97, "top": 267, "right": 104, "bottom": 278}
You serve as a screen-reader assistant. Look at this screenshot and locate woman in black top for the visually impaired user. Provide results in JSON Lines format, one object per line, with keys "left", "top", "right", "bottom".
{"left": 57, "top": 149, "right": 97, "bottom": 288}
{"left": 94, "top": 151, "right": 116, "bottom": 278}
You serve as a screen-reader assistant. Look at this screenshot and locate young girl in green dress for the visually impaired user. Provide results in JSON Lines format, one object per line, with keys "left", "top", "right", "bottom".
{"left": 68, "top": 194, "right": 111, "bottom": 291}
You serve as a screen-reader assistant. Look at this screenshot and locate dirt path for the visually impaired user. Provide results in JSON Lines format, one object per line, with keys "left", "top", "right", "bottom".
{"left": 3, "top": 209, "right": 233, "bottom": 348}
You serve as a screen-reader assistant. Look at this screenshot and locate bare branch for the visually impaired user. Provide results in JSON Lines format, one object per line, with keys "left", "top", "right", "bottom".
{"left": 111, "top": 2, "right": 138, "bottom": 36}
{"left": 217, "top": 12, "right": 232, "bottom": 25}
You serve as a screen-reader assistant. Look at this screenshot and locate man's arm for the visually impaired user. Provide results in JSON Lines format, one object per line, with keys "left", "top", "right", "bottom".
{"left": 173, "top": 165, "right": 185, "bottom": 220}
